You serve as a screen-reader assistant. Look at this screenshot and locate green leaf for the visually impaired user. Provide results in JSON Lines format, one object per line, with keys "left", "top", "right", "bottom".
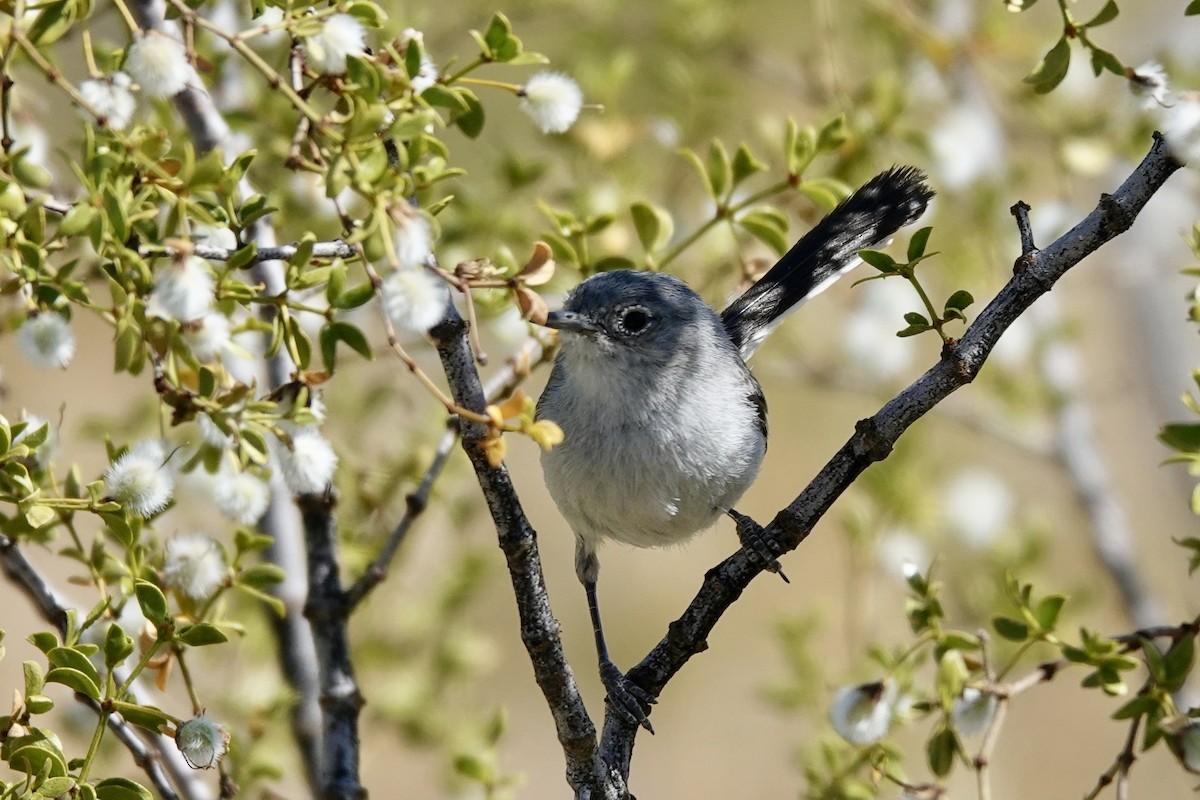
{"left": 1111, "top": 694, "right": 1158, "bottom": 721}
{"left": 455, "top": 92, "right": 486, "bottom": 139}
{"left": 629, "top": 201, "right": 674, "bottom": 253}
{"left": 115, "top": 703, "right": 174, "bottom": 733}
{"left": 333, "top": 282, "right": 376, "bottom": 310}
{"left": 737, "top": 209, "right": 789, "bottom": 255}
{"left": 903, "top": 311, "right": 930, "bottom": 326}
{"left": 944, "top": 289, "right": 974, "bottom": 312}
{"left": 7, "top": 739, "right": 68, "bottom": 777}
{"left": 1162, "top": 633, "right": 1194, "bottom": 691}
{"left": 234, "top": 582, "right": 286, "bottom": 617}
{"left": 896, "top": 323, "right": 930, "bottom": 338}
{"left": 859, "top": 249, "right": 898, "bottom": 273}
{"left": 344, "top": 0, "right": 387, "bottom": 27}
{"left": 1083, "top": 0, "right": 1119, "bottom": 28}
{"left": 706, "top": 140, "right": 732, "bottom": 198}
{"left": 731, "top": 143, "right": 767, "bottom": 184}
{"left": 226, "top": 242, "right": 258, "bottom": 271}
{"left": 1024, "top": 37, "right": 1072, "bottom": 94}
{"left": 927, "top": 725, "right": 960, "bottom": 777}
{"left": 45, "top": 666, "right": 101, "bottom": 700}
{"left": 134, "top": 580, "right": 169, "bottom": 624}
{"left": 798, "top": 178, "right": 845, "bottom": 210}
{"left": 104, "top": 623, "right": 134, "bottom": 669}
{"left": 37, "top": 776, "right": 75, "bottom": 796}
{"left": 95, "top": 776, "right": 155, "bottom": 800}
{"left": 57, "top": 203, "right": 97, "bottom": 237}
{"left": 23, "top": 660, "right": 46, "bottom": 696}
{"left": 47, "top": 646, "right": 102, "bottom": 688}
{"left": 1161, "top": 422, "right": 1200, "bottom": 452}
{"left": 816, "top": 114, "right": 849, "bottom": 150}
{"left": 175, "top": 623, "right": 229, "bottom": 647}
{"left": 1089, "top": 46, "right": 1125, "bottom": 78}
{"left": 992, "top": 616, "right": 1029, "bottom": 642}
{"left": 907, "top": 226, "right": 933, "bottom": 262}
{"left": 237, "top": 563, "right": 287, "bottom": 590}
{"left": 1188, "top": 0, "right": 1200, "bottom": 14}
{"left": 1034, "top": 594, "right": 1066, "bottom": 631}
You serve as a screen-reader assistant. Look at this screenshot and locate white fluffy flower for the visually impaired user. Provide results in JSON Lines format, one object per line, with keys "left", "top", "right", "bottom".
{"left": 392, "top": 205, "right": 433, "bottom": 269}
{"left": 151, "top": 256, "right": 215, "bottom": 322}
{"left": 951, "top": 688, "right": 997, "bottom": 736}
{"left": 829, "top": 682, "right": 893, "bottom": 745}
{"left": 215, "top": 470, "right": 271, "bottom": 525}
{"left": 78, "top": 72, "right": 136, "bottom": 130}
{"left": 125, "top": 32, "right": 195, "bottom": 99}
{"left": 519, "top": 71, "right": 583, "bottom": 134}
{"left": 382, "top": 268, "right": 449, "bottom": 334}
{"left": 942, "top": 469, "right": 1012, "bottom": 549}
{"left": 305, "top": 13, "right": 366, "bottom": 75}
{"left": 162, "top": 532, "right": 227, "bottom": 601}
{"left": 1130, "top": 61, "right": 1171, "bottom": 109}
{"left": 175, "top": 713, "right": 230, "bottom": 769}
{"left": 192, "top": 224, "right": 237, "bottom": 251}
{"left": 411, "top": 54, "right": 438, "bottom": 95}
{"left": 184, "top": 312, "right": 231, "bottom": 363}
{"left": 1161, "top": 92, "right": 1200, "bottom": 166}
{"left": 104, "top": 440, "right": 173, "bottom": 517}
{"left": 17, "top": 312, "right": 76, "bottom": 369}
{"left": 276, "top": 429, "right": 338, "bottom": 495}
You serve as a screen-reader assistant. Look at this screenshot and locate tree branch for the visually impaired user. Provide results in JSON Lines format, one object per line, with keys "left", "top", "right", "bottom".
{"left": 596, "top": 135, "right": 1183, "bottom": 779}
{"left": 430, "top": 311, "right": 618, "bottom": 798}
{"left": 298, "top": 491, "right": 365, "bottom": 800}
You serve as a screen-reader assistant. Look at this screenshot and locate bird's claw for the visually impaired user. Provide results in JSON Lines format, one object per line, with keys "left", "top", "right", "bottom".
{"left": 599, "top": 658, "right": 656, "bottom": 734}
{"left": 729, "top": 509, "right": 789, "bottom": 583}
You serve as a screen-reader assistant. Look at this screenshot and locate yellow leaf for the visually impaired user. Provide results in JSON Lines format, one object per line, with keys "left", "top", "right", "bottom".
{"left": 482, "top": 432, "right": 507, "bottom": 468}
{"left": 528, "top": 420, "right": 564, "bottom": 450}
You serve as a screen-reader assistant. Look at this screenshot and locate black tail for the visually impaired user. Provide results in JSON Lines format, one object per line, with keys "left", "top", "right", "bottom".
{"left": 721, "top": 166, "right": 934, "bottom": 359}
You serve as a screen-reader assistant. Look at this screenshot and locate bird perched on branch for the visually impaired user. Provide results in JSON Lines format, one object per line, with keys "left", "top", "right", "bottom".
{"left": 536, "top": 166, "right": 935, "bottom": 731}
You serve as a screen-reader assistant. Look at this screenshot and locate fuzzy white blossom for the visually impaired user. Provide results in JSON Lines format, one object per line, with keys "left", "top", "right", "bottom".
{"left": 78, "top": 72, "right": 136, "bottom": 130}
{"left": 151, "top": 256, "right": 215, "bottom": 322}
{"left": 942, "top": 469, "right": 1012, "bottom": 549}
{"left": 104, "top": 440, "right": 173, "bottom": 517}
{"left": 192, "top": 224, "right": 238, "bottom": 251}
{"left": 184, "top": 312, "right": 232, "bottom": 363}
{"left": 1161, "top": 91, "right": 1200, "bottom": 166}
{"left": 1130, "top": 61, "right": 1171, "bottom": 109}
{"left": 519, "top": 71, "right": 583, "bottom": 134}
{"left": 951, "top": 688, "right": 997, "bottom": 736}
{"left": 411, "top": 54, "right": 438, "bottom": 95}
{"left": 392, "top": 205, "right": 433, "bottom": 269}
{"left": 829, "top": 682, "right": 893, "bottom": 745}
{"left": 125, "top": 32, "right": 195, "bottom": 99}
{"left": 215, "top": 470, "right": 271, "bottom": 525}
{"left": 17, "top": 312, "right": 76, "bottom": 369}
{"left": 382, "top": 268, "right": 449, "bottom": 334}
{"left": 175, "top": 713, "right": 230, "bottom": 769}
{"left": 162, "top": 532, "right": 227, "bottom": 601}
{"left": 305, "top": 13, "right": 366, "bottom": 75}
{"left": 276, "top": 429, "right": 338, "bottom": 495}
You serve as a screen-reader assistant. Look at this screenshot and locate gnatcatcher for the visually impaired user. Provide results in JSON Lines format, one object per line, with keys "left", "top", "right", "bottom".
{"left": 535, "top": 166, "right": 934, "bottom": 731}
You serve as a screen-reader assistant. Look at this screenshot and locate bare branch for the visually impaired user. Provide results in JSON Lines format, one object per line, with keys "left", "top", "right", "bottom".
{"left": 430, "top": 310, "right": 617, "bottom": 797}
{"left": 596, "top": 135, "right": 1183, "bottom": 779}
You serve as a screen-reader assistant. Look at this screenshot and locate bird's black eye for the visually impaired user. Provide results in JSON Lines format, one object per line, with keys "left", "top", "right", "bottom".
{"left": 617, "top": 306, "right": 651, "bottom": 336}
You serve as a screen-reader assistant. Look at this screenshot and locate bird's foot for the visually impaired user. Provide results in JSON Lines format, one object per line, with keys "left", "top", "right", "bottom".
{"left": 728, "top": 509, "right": 789, "bottom": 583}
{"left": 599, "top": 658, "right": 656, "bottom": 734}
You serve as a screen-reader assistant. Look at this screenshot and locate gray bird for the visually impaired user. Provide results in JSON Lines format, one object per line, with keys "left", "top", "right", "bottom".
{"left": 536, "top": 166, "right": 934, "bottom": 731}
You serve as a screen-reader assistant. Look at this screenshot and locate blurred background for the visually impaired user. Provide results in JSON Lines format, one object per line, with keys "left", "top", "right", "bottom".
{"left": 2, "top": 0, "right": 1199, "bottom": 797}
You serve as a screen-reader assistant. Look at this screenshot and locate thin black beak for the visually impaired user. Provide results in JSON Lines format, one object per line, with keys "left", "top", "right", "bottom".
{"left": 543, "top": 310, "right": 598, "bottom": 333}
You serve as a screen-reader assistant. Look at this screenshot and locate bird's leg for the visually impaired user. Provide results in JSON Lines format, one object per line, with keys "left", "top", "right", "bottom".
{"left": 584, "top": 577, "right": 657, "bottom": 733}
{"left": 727, "top": 508, "right": 789, "bottom": 583}
{"left": 575, "top": 538, "right": 655, "bottom": 732}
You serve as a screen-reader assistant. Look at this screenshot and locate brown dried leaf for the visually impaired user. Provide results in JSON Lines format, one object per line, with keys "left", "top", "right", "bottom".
{"left": 515, "top": 286, "right": 548, "bottom": 325}
{"left": 494, "top": 388, "right": 527, "bottom": 421}
{"left": 517, "top": 241, "right": 556, "bottom": 286}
